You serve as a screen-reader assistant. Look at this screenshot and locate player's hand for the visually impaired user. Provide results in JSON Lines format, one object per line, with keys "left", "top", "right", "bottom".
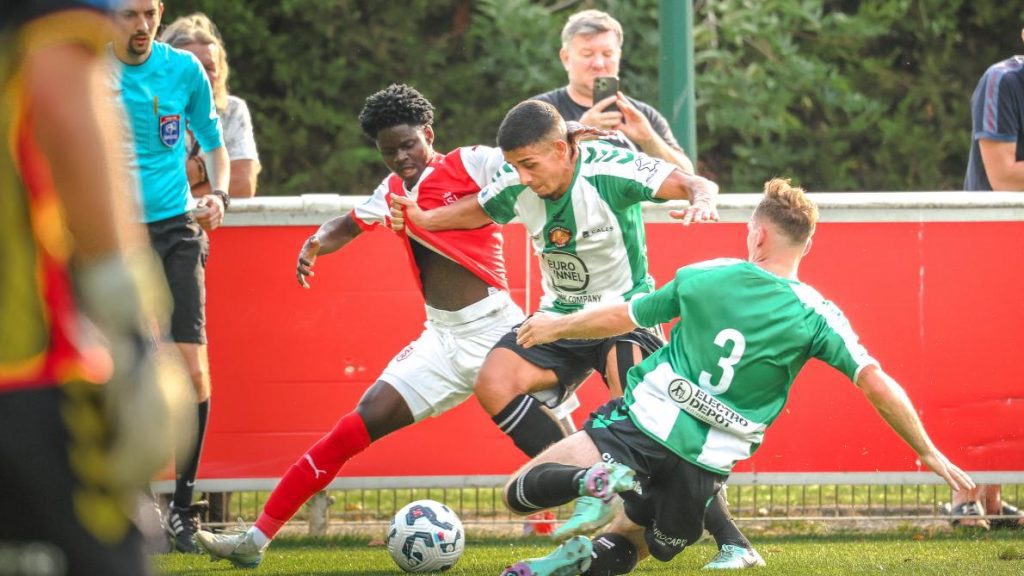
{"left": 579, "top": 95, "right": 623, "bottom": 130}
{"left": 566, "top": 121, "right": 615, "bottom": 145}
{"left": 389, "top": 196, "right": 425, "bottom": 232}
{"left": 516, "top": 313, "right": 562, "bottom": 348}
{"left": 668, "top": 175, "right": 720, "bottom": 226}
{"left": 194, "top": 193, "right": 224, "bottom": 231}
{"left": 919, "top": 449, "right": 976, "bottom": 492}
{"left": 297, "top": 235, "right": 321, "bottom": 289}
{"left": 74, "top": 250, "right": 194, "bottom": 492}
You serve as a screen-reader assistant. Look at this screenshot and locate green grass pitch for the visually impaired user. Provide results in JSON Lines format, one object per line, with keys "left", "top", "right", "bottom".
{"left": 156, "top": 530, "right": 1024, "bottom": 575}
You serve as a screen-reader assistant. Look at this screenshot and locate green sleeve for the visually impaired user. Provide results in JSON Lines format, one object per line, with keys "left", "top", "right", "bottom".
{"left": 629, "top": 279, "right": 680, "bottom": 327}
{"left": 806, "top": 299, "right": 878, "bottom": 382}
{"left": 477, "top": 165, "right": 524, "bottom": 224}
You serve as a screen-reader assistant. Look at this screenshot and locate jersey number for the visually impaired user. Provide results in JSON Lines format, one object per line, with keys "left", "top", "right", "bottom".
{"left": 698, "top": 328, "right": 745, "bottom": 394}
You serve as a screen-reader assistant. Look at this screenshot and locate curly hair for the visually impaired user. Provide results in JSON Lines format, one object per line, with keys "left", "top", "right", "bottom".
{"left": 358, "top": 84, "right": 435, "bottom": 140}
{"left": 754, "top": 178, "right": 818, "bottom": 243}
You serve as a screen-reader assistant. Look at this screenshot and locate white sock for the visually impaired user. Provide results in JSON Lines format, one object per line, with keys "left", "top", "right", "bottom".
{"left": 249, "top": 527, "right": 270, "bottom": 549}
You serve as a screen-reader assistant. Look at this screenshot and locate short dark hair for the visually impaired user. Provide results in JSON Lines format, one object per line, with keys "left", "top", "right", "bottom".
{"left": 358, "top": 84, "right": 434, "bottom": 140}
{"left": 754, "top": 178, "right": 818, "bottom": 244}
{"left": 496, "top": 100, "right": 566, "bottom": 151}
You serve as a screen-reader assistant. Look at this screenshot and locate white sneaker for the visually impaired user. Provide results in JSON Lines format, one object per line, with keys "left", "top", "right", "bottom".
{"left": 702, "top": 544, "right": 766, "bottom": 569}
{"left": 196, "top": 529, "right": 266, "bottom": 568}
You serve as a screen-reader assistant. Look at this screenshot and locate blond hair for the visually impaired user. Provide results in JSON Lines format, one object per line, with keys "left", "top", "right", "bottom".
{"left": 754, "top": 178, "right": 818, "bottom": 244}
{"left": 561, "top": 9, "right": 624, "bottom": 48}
{"left": 160, "top": 13, "right": 229, "bottom": 111}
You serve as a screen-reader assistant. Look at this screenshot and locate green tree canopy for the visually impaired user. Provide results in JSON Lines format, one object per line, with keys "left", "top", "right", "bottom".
{"left": 163, "top": 0, "right": 1023, "bottom": 193}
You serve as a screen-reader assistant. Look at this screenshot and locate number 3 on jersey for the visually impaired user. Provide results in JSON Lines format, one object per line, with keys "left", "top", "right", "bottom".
{"left": 698, "top": 328, "right": 745, "bottom": 394}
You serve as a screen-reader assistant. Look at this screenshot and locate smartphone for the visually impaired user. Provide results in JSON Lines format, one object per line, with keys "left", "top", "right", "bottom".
{"left": 592, "top": 76, "right": 619, "bottom": 112}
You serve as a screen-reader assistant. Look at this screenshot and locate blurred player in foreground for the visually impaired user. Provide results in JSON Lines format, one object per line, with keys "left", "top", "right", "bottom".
{"left": 495, "top": 178, "right": 975, "bottom": 576}
{"left": 1, "top": 1, "right": 190, "bottom": 574}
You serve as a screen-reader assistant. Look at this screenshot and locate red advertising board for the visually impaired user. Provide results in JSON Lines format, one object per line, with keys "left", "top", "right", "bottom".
{"left": 198, "top": 216, "right": 1024, "bottom": 481}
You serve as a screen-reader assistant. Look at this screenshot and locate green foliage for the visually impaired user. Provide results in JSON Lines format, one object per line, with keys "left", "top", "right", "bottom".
{"left": 162, "top": 0, "right": 1024, "bottom": 194}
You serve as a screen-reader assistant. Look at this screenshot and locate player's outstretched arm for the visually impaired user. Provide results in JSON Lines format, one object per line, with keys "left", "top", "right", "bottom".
{"left": 389, "top": 194, "right": 492, "bottom": 232}
{"left": 655, "top": 170, "right": 720, "bottom": 226}
{"left": 296, "top": 214, "right": 362, "bottom": 289}
{"left": 516, "top": 304, "right": 635, "bottom": 348}
{"left": 856, "top": 365, "right": 976, "bottom": 492}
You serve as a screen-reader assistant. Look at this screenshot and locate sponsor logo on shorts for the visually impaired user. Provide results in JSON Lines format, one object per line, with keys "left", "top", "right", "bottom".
{"left": 396, "top": 345, "right": 414, "bottom": 361}
{"left": 651, "top": 522, "right": 685, "bottom": 549}
{"left": 542, "top": 251, "right": 591, "bottom": 294}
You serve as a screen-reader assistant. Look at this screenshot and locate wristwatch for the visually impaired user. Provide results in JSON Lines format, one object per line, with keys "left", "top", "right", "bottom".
{"left": 211, "top": 189, "right": 230, "bottom": 212}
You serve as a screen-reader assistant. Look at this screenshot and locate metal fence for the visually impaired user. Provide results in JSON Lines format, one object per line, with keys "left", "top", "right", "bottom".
{"left": 155, "top": 476, "right": 1022, "bottom": 535}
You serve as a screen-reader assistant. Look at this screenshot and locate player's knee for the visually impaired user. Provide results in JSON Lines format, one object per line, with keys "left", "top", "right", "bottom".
{"left": 588, "top": 532, "right": 638, "bottom": 575}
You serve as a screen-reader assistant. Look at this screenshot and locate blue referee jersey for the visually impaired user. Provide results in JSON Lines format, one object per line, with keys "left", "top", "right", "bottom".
{"left": 118, "top": 41, "right": 223, "bottom": 222}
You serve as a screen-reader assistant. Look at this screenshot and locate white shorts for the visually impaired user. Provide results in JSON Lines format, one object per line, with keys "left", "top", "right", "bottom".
{"left": 382, "top": 290, "right": 524, "bottom": 422}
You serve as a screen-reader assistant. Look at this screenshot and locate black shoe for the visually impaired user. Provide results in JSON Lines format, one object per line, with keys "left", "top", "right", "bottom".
{"left": 166, "top": 501, "right": 209, "bottom": 553}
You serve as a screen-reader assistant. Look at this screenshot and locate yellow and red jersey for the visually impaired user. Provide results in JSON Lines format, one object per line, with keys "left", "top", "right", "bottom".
{"left": 0, "top": 4, "right": 114, "bottom": 390}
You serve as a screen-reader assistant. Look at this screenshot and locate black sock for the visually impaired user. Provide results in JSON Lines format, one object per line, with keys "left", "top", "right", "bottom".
{"left": 584, "top": 532, "right": 638, "bottom": 576}
{"left": 704, "top": 488, "right": 751, "bottom": 549}
{"left": 506, "top": 463, "right": 586, "bottom": 513}
{"left": 173, "top": 399, "right": 209, "bottom": 508}
{"left": 492, "top": 394, "right": 568, "bottom": 457}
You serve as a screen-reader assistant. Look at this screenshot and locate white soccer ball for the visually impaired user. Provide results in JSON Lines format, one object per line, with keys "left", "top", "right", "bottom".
{"left": 386, "top": 499, "right": 465, "bottom": 573}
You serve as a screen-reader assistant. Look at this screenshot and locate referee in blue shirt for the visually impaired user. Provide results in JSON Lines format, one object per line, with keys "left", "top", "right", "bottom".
{"left": 111, "top": 0, "right": 230, "bottom": 553}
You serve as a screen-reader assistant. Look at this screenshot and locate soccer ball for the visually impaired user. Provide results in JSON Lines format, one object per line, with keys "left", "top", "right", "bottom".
{"left": 386, "top": 499, "right": 465, "bottom": 573}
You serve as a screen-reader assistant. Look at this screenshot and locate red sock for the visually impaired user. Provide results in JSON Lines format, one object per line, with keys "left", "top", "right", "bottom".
{"left": 255, "top": 411, "right": 371, "bottom": 539}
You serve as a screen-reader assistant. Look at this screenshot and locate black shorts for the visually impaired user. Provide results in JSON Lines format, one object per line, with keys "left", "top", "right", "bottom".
{"left": 493, "top": 319, "right": 663, "bottom": 406}
{"left": 0, "top": 384, "right": 150, "bottom": 576}
{"left": 147, "top": 212, "right": 209, "bottom": 344}
{"left": 584, "top": 398, "right": 727, "bottom": 562}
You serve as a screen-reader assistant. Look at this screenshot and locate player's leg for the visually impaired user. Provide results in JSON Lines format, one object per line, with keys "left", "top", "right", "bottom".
{"left": 0, "top": 385, "right": 152, "bottom": 575}
{"left": 476, "top": 328, "right": 591, "bottom": 458}
{"left": 198, "top": 318, "right": 477, "bottom": 566}
{"left": 196, "top": 378, "right": 414, "bottom": 567}
{"left": 159, "top": 215, "right": 211, "bottom": 553}
{"left": 950, "top": 485, "right": 990, "bottom": 529}
{"left": 980, "top": 485, "right": 1024, "bottom": 529}
{"left": 503, "top": 431, "right": 636, "bottom": 514}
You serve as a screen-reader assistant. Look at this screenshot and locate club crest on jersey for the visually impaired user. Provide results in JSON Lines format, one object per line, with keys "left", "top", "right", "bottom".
{"left": 159, "top": 114, "right": 181, "bottom": 147}
{"left": 547, "top": 226, "right": 573, "bottom": 248}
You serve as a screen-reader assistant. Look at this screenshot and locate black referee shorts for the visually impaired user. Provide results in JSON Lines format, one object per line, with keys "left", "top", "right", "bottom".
{"left": 147, "top": 212, "right": 209, "bottom": 344}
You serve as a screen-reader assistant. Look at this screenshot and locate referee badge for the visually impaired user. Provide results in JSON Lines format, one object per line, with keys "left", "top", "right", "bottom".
{"left": 159, "top": 114, "right": 181, "bottom": 147}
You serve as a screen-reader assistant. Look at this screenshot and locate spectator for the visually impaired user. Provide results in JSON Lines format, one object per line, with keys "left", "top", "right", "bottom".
{"left": 533, "top": 9, "right": 754, "bottom": 566}
{"left": 1, "top": 0, "right": 185, "bottom": 573}
{"left": 955, "top": 24, "right": 1024, "bottom": 529}
{"left": 532, "top": 9, "right": 694, "bottom": 174}
{"left": 110, "top": 0, "right": 230, "bottom": 553}
{"left": 162, "top": 12, "right": 261, "bottom": 199}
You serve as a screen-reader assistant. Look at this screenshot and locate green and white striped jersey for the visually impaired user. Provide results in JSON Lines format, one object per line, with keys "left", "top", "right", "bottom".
{"left": 624, "top": 258, "right": 878, "bottom": 474}
{"left": 477, "top": 141, "right": 677, "bottom": 313}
